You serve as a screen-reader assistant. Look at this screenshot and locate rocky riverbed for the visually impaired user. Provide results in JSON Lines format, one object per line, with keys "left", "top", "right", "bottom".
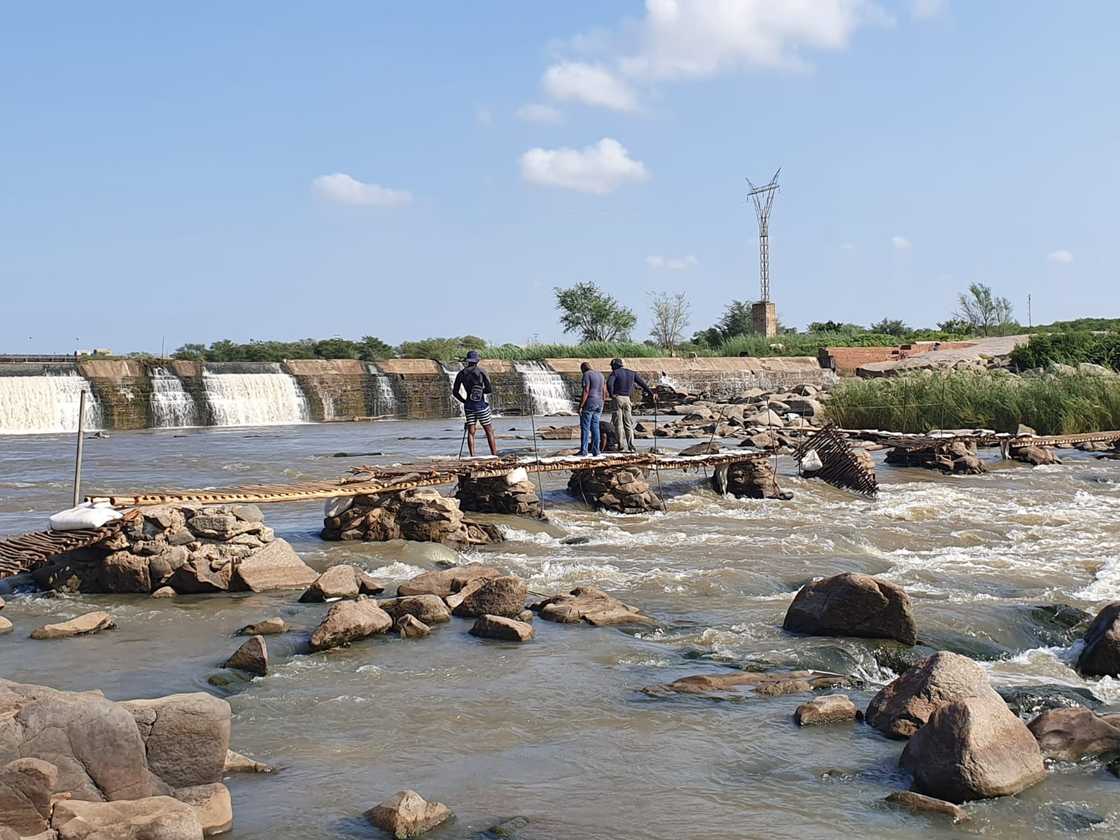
{"left": 2, "top": 418, "right": 1120, "bottom": 839}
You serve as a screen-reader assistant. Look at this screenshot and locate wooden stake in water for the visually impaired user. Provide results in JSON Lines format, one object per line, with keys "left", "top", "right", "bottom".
{"left": 72, "top": 389, "right": 87, "bottom": 507}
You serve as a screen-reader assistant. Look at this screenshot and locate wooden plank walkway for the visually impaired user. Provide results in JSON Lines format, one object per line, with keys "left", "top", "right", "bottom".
{"left": 0, "top": 525, "right": 122, "bottom": 579}
{"left": 841, "top": 429, "right": 1120, "bottom": 453}
{"left": 89, "top": 450, "right": 769, "bottom": 509}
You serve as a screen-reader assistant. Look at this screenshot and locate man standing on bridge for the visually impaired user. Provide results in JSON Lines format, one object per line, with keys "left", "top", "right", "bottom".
{"left": 451, "top": 350, "right": 498, "bottom": 457}
{"left": 607, "top": 358, "right": 655, "bottom": 453}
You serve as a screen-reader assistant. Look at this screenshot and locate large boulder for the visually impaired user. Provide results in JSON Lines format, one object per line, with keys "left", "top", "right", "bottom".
{"left": 0, "top": 757, "right": 57, "bottom": 835}
{"left": 900, "top": 694, "right": 1046, "bottom": 802}
{"left": 866, "top": 651, "right": 999, "bottom": 739}
{"left": 365, "top": 789, "right": 451, "bottom": 839}
{"left": 298, "top": 564, "right": 384, "bottom": 602}
{"left": 378, "top": 594, "right": 452, "bottom": 625}
{"left": 450, "top": 576, "right": 528, "bottom": 618}
{"left": 397, "top": 565, "right": 502, "bottom": 598}
{"left": 1027, "top": 707, "right": 1120, "bottom": 761}
{"left": 1077, "top": 602, "right": 1120, "bottom": 677}
{"left": 783, "top": 573, "right": 917, "bottom": 645}
{"left": 308, "top": 598, "right": 392, "bottom": 652}
{"left": 222, "top": 636, "right": 268, "bottom": 677}
{"left": 121, "top": 694, "right": 231, "bottom": 789}
{"left": 30, "top": 610, "right": 116, "bottom": 640}
{"left": 229, "top": 539, "right": 317, "bottom": 592}
{"left": 51, "top": 796, "right": 203, "bottom": 840}
{"left": 532, "top": 587, "right": 654, "bottom": 626}
{"left": 0, "top": 679, "right": 160, "bottom": 802}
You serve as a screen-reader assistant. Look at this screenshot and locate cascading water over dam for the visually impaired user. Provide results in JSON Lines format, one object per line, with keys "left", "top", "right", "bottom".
{"left": 201, "top": 367, "right": 311, "bottom": 427}
{"left": 0, "top": 374, "right": 102, "bottom": 435}
{"left": 515, "top": 361, "right": 575, "bottom": 415}
{"left": 368, "top": 366, "right": 399, "bottom": 417}
{"left": 149, "top": 368, "right": 199, "bottom": 428}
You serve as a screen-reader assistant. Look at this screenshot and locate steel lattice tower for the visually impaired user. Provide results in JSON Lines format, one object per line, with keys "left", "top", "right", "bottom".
{"left": 747, "top": 169, "right": 781, "bottom": 302}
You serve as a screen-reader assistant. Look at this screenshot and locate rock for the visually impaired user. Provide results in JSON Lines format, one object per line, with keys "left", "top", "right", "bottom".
{"left": 379, "top": 594, "right": 451, "bottom": 625}
{"left": 176, "top": 782, "right": 233, "bottom": 836}
{"left": 644, "top": 670, "right": 845, "bottom": 698}
{"left": 1012, "top": 445, "right": 1060, "bottom": 466}
{"left": 51, "top": 796, "right": 203, "bottom": 840}
{"left": 236, "top": 617, "right": 287, "bottom": 636}
{"left": 30, "top": 610, "right": 116, "bottom": 640}
{"left": 516, "top": 610, "right": 534, "bottom": 623}
{"left": 151, "top": 586, "right": 177, "bottom": 599}
{"left": 0, "top": 616, "right": 11, "bottom": 634}
{"left": 308, "top": 598, "right": 392, "bottom": 652}
{"left": 396, "top": 614, "right": 431, "bottom": 638}
{"left": 1027, "top": 707, "right": 1120, "bottom": 761}
{"left": 229, "top": 539, "right": 317, "bottom": 592}
{"left": 712, "top": 460, "right": 790, "bottom": 499}
{"left": 866, "top": 651, "right": 1000, "bottom": 739}
{"left": 884, "top": 791, "right": 968, "bottom": 822}
{"left": 100, "top": 552, "right": 152, "bottom": 593}
{"left": 783, "top": 573, "right": 916, "bottom": 646}
{"left": 533, "top": 587, "right": 653, "bottom": 626}
{"left": 222, "top": 635, "right": 268, "bottom": 677}
{"left": 0, "top": 679, "right": 157, "bottom": 802}
{"left": 121, "top": 693, "right": 231, "bottom": 789}
{"left": 451, "top": 576, "right": 528, "bottom": 619}
{"left": 188, "top": 512, "right": 252, "bottom": 540}
{"left": 169, "top": 556, "right": 231, "bottom": 594}
{"left": 0, "top": 758, "right": 57, "bottom": 835}
{"left": 456, "top": 476, "right": 544, "bottom": 519}
{"left": 230, "top": 504, "right": 263, "bottom": 523}
{"left": 397, "top": 565, "right": 502, "bottom": 598}
{"left": 567, "top": 467, "right": 662, "bottom": 514}
{"left": 322, "top": 489, "right": 502, "bottom": 547}
{"left": 745, "top": 409, "right": 784, "bottom": 427}
{"left": 470, "top": 615, "right": 534, "bottom": 642}
{"left": 482, "top": 816, "right": 531, "bottom": 837}
{"left": 998, "top": 683, "right": 1100, "bottom": 718}
{"left": 1077, "top": 602, "right": 1120, "bottom": 677}
{"left": 443, "top": 578, "right": 485, "bottom": 611}
{"left": 223, "top": 750, "right": 272, "bottom": 774}
{"left": 900, "top": 693, "right": 1046, "bottom": 802}
{"left": 299, "top": 564, "right": 384, "bottom": 602}
{"left": 0, "top": 595, "right": 5, "bottom": 608}
{"left": 1017, "top": 423, "right": 1037, "bottom": 436}
{"left": 786, "top": 397, "right": 824, "bottom": 417}
{"left": 365, "top": 789, "right": 451, "bottom": 839}
{"left": 794, "top": 694, "right": 860, "bottom": 726}
{"left": 680, "top": 441, "right": 722, "bottom": 456}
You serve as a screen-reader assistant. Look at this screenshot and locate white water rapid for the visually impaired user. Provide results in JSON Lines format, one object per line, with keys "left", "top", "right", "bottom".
{"left": 0, "top": 374, "right": 103, "bottom": 435}
{"left": 515, "top": 361, "right": 575, "bottom": 415}
{"left": 149, "top": 368, "right": 199, "bottom": 428}
{"left": 201, "top": 371, "right": 311, "bottom": 427}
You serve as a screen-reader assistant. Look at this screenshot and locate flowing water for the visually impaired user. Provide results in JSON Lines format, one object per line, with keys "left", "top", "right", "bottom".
{"left": 442, "top": 363, "right": 465, "bottom": 417}
{"left": 150, "top": 367, "right": 200, "bottom": 428}
{"left": 515, "top": 362, "right": 575, "bottom": 416}
{"left": 369, "top": 367, "right": 399, "bottom": 417}
{"left": 0, "top": 374, "right": 102, "bottom": 435}
{"left": 202, "top": 370, "right": 312, "bottom": 427}
{"left": 1, "top": 421, "right": 1119, "bottom": 838}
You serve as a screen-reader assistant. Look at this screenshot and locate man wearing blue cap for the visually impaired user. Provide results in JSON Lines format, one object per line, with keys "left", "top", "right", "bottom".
{"left": 451, "top": 350, "right": 498, "bottom": 456}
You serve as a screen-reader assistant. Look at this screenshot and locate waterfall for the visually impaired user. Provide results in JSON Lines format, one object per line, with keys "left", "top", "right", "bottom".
{"left": 201, "top": 369, "right": 311, "bottom": 427}
{"left": 441, "top": 364, "right": 464, "bottom": 416}
{"left": 0, "top": 374, "right": 103, "bottom": 435}
{"left": 373, "top": 374, "right": 398, "bottom": 416}
{"left": 149, "top": 367, "right": 199, "bottom": 428}
{"left": 515, "top": 362, "right": 575, "bottom": 415}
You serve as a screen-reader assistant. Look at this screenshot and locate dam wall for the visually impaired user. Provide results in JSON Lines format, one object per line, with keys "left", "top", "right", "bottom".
{"left": 0, "top": 357, "right": 835, "bottom": 434}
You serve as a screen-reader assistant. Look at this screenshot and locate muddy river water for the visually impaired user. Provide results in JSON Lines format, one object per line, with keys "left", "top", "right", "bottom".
{"left": 2, "top": 419, "right": 1119, "bottom": 839}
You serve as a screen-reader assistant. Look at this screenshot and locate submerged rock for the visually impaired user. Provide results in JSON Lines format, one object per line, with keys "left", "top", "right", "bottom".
{"left": 236, "top": 617, "right": 287, "bottom": 636}
{"left": 783, "top": 573, "right": 917, "bottom": 646}
{"left": 794, "top": 694, "right": 860, "bottom": 726}
{"left": 396, "top": 614, "right": 431, "bottom": 638}
{"left": 1012, "top": 445, "right": 1061, "bottom": 466}
{"left": 533, "top": 587, "right": 654, "bottom": 626}
{"left": 469, "top": 614, "right": 534, "bottom": 642}
{"left": 308, "top": 598, "right": 392, "bottom": 651}
{"left": 644, "top": 670, "right": 845, "bottom": 698}
{"left": 1027, "top": 707, "right": 1120, "bottom": 761}
{"left": 365, "top": 789, "right": 452, "bottom": 838}
{"left": 222, "top": 635, "right": 268, "bottom": 677}
{"left": 224, "top": 749, "right": 273, "bottom": 774}
{"left": 998, "top": 683, "right": 1101, "bottom": 718}
{"left": 866, "top": 651, "right": 1000, "bottom": 739}
{"left": 29, "top": 610, "right": 115, "bottom": 640}
{"left": 1077, "top": 602, "right": 1120, "bottom": 677}
{"left": 900, "top": 693, "right": 1046, "bottom": 802}
{"left": 884, "top": 791, "right": 968, "bottom": 822}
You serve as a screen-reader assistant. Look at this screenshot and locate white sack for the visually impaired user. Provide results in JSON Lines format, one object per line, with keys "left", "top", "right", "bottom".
{"left": 49, "top": 501, "right": 123, "bottom": 531}
{"left": 505, "top": 467, "right": 529, "bottom": 486}
{"left": 800, "top": 449, "right": 824, "bottom": 472}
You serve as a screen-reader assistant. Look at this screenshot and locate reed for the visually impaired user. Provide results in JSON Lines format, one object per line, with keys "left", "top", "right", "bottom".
{"left": 825, "top": 371, "right": 1120, "bottom": 435}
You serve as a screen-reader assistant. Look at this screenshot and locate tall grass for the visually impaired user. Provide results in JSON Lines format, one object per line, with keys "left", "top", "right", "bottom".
{"left": 483, "top": 342, "right": 671, "bottom": 361}
{"left": 825, "top": 371, "right": 1120, "bottom": 435}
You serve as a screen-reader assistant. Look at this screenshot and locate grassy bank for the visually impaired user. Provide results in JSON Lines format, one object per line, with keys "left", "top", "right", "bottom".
{"left": 825, "top": 371, "right": 1120, "bottom": 435}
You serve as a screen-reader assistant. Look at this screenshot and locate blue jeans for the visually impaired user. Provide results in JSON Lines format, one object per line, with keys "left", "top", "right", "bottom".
{"left": 579, "top": 406, "right": 602, "bottom": 455}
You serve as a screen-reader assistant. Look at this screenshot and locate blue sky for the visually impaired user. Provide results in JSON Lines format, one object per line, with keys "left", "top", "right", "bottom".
{"left": 2, "top": 1, "right": 1116, "bottom": 353}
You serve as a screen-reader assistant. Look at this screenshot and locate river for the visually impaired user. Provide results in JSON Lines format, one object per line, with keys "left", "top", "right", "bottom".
{"left": 1, "top": 419, "right": 1119, "bottom": 838}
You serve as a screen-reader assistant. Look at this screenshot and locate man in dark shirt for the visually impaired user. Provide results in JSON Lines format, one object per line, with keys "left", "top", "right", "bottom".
{"left": 578, "top": 361, "right": 608, "bottom": 456}
{"left": 606, "top": 358, "right": 654, "bottom": 452}
{"left": 451, "top": 350, "right": 498, "bottom": 456}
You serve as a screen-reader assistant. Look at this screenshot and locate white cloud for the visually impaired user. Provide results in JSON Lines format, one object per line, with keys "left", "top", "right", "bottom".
{"left": 520, "top": 137, "right": 649, "bottom": 194}
{"left": 911, "top": 0, "right": 946, "bottom": 20}
{"left": 542, "top": 62, "right": 638, "bottom": 111}
{"left": 1047, "top": 249, "right": 1074, "bottom": 264}
{"left": 311, "top": 173, "right": 412, "bottom": 207}
{"left": 891, "top": 235, "right": 911, "bottom": 250}
{"left": 647, "top": 254, "right": 698, "bottom": 270}
{"left": 516, "top": 103, "right": 564, "bottom": 124}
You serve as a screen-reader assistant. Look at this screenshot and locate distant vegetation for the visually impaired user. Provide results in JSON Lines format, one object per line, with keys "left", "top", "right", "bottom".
{"left": 826, "top": 371, "right": 1120, "bottom": 435}
{"left": 1010, "top": 331, "right": 1120, "bottom": 371}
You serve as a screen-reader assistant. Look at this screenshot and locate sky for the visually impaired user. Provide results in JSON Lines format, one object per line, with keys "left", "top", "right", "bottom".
{"left": 2, "top": 1, "right": 1117, "bottom": 354}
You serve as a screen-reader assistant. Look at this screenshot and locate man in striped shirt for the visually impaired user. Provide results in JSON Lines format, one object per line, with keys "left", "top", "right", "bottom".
{"left": 451, "top": 350, "right": 498, "bottom": 456}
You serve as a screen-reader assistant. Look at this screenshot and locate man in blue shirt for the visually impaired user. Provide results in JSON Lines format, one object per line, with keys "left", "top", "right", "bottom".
{"left": 451, "top": 350, "right": 498, "bottom": 456}
{"left": 578, "top": 361, "right": 608, "bottom": 456}
{"left": 606, "top": 358, "right": 655, "bottom": 452}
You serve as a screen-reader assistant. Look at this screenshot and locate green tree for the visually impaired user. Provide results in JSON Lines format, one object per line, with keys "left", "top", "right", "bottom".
{"left": 954, "top": 283, "right": 1016, "bottom": 336}
{"left": 357, "top": 336, "right": 393, "bottom": 361}
{"left": 694, "top": 300, "right": 754, "bottom": 346}
{"left": 869, "top": 318, "right": 909, "bottom": 337}
{"left": 808, "top": 320, "right": 864, "bottom": 334}
{"left": 554, "top": 283, "right": 637, "bottom": 342}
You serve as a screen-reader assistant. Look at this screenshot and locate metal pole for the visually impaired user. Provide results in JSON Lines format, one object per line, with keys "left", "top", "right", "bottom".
{"left": 72, "top": 389, "right": 87, "bottom": 507}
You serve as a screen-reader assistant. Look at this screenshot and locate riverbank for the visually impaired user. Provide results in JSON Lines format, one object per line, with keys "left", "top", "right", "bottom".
{"left": 2, "top": 420, "right": 1120, "bottom": 838}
